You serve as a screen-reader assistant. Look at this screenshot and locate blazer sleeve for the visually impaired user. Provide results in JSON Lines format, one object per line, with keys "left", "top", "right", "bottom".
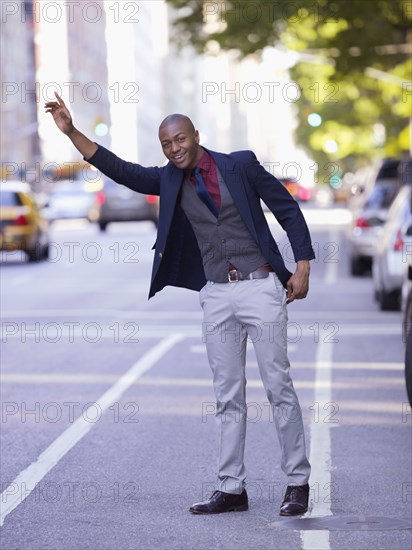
{"left": 241, "top": 151, "right": 315, "bottom": 262}
{"left": 85, "top": 144, "right": 162, "bottom": 196}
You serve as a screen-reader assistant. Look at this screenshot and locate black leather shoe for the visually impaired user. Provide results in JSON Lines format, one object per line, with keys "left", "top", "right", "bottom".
{"left": 189, "top": 490, "right": 248, "bottom": 514}
{"left": 279, "top": 483, "right": 309, "bottom": 516}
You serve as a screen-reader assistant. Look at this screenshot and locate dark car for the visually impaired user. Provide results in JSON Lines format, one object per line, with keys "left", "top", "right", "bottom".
{"left": 402, "top": 264, "right": 412, "bottom": 407}
{"left": 401, "top": 173, "right": 412, "bottom": 406}
{"left": 90, "top": 177, "right": 159, "bottom": 231}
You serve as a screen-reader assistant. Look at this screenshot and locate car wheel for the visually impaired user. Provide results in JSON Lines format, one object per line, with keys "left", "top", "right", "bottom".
{"left": 406, "top": 326, "right": 412, "bottom": 407}
{"left": 99, "top": 222, "right": 108, "bottom": 231}
{"left": 379, "top": 288, "right": 400, "bottom": 311}
{"left": 27, "top": 243, "right": 43, "bottom": 262}
{"left": 43, "top": 244, "right": 50, "bottom": 260}
{"left": 350, "top": 256, "right": 365, "bottom": 276}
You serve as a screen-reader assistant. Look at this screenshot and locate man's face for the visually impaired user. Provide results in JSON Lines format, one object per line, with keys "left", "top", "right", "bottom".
{"left": 159, "top": 121, "right": 203, "bottom": 170}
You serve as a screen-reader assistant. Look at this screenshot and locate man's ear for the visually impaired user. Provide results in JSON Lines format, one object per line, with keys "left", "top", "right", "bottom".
{"left": 194, "top": 130, "right": 200, "bottom": 144}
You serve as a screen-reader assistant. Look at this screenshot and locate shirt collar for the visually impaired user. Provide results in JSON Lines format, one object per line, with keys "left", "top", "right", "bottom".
{"left": 196, "top": 148, "right": 213, "bottom": 173}
{"left": 185, "top": 147, "right": 213, "bottom": 176}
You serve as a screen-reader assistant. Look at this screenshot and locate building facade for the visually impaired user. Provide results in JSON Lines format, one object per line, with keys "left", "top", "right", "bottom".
{"left": 1, "top": 0, "right": 40, "bottom": 182}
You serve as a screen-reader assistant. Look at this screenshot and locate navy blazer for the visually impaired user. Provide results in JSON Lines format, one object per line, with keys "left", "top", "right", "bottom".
{"left": 87, "top": 145, "right": 315, "bottom": 298}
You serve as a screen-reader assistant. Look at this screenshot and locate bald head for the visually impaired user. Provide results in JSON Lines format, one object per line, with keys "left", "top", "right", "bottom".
{"left": 159, "top": 114, "right": 195, "bottom": 134}
{"left": 158, "top": 113, "right": 203, "bottom": 170}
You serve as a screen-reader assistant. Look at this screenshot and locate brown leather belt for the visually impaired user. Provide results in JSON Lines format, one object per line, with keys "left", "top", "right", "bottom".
{"left": 227, "top": 264, "right": 274, "bottom": 282}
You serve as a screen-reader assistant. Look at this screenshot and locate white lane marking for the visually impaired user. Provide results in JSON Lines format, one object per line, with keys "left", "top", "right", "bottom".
{"left": 0, "top": 324, "right": 401, "bottom": 342}
{"left": 302, "top": 207, "right": 352, "bottom": 227}
{"left": 0, "top": 374, "right": 404, "bottom": 393}
{"left": 301, "top": 337, "right": 334, "bottom": 549}
{"left": 0, "top": 309, "right": 397, "bottom": 320}
{"left": 324, "top": 229, "right": 339, "bottom": 285}
{"left": 304, "top": 361, "right": 403, "bottom": 370}
{"left": 1, "top": 309, "right": 204, "bottom": 319}
{"left": 0, "top": 333, "right": 183, "bottom": 527}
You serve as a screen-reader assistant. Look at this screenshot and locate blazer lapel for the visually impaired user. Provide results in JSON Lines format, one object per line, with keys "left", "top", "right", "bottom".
{"left": 159, "top": 162, "right": 185, "bottom": 232}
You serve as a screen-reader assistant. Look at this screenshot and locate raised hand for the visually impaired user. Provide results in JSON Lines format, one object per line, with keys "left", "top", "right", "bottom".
{"left": 44, "top": 91, "right": 98, "bottom": 159}
{"left": 44, "top": 92, "right": 74, "bottom": 135}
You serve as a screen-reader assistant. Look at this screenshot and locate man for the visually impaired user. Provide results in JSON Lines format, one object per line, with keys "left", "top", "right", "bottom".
{"left": 45, "top": 92, "right": 315, "bottom": 516}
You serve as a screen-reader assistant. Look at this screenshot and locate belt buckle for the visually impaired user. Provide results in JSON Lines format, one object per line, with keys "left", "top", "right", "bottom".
{"left": 228, "top": 269, "right": 241, "bottom": 282}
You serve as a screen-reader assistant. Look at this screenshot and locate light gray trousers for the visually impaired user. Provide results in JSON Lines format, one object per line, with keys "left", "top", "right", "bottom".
{"left": 199, "top": 272, "right": 311, "bottom": 494}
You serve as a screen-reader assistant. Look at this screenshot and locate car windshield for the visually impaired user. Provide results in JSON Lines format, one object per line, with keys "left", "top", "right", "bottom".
{"left": 376, "top": 160, "right": 400, "bottom": 179}
{"left": 0, "top": 191, "right": 23, "bottom": 206}
{"left": 364, "top": 181, "right": 399, "bottom": 209}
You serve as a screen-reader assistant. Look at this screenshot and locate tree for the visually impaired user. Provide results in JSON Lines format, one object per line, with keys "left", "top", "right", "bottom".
{"left": 166, "top": 0, "right": 411, "bottom": 180}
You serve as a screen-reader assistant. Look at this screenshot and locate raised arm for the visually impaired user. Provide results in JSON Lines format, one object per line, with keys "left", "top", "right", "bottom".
{"left": 45, "top": 92, "right": 161, "bottom": 195}
{"left": 44, "top": 92, "right": 97, "bottom": 160}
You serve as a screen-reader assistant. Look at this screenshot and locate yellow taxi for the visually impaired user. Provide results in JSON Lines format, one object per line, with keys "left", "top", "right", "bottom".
{"left": 0, "top": 181, "right": 49, "bottom": 262}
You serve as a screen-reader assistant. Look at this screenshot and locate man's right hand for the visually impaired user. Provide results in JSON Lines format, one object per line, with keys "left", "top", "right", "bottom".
{"left": 44, "top": 92, "right": 98, "bottom": 160}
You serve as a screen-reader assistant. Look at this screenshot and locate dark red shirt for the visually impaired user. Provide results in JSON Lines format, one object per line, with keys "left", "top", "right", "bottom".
{"left": 188, "top": 148, "right": 221, "bottom": 209}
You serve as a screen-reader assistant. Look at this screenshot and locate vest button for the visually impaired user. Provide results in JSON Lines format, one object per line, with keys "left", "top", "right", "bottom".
{"left": 221, "top": 239, "right": 226, "bottom": 243}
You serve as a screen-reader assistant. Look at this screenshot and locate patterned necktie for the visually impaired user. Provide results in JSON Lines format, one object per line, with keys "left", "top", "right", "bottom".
{"left": 193, "top": 167, "right": 219, "bottom": 217}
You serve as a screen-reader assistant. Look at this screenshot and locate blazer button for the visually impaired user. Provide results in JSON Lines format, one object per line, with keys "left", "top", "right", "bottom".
{"left": 159, "top": 252, "right": 163, "bottom": 258}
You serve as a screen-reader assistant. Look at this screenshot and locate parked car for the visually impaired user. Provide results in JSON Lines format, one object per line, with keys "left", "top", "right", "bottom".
{"left": 0, "top": 181, "right": 49, "bottom": 262}
{"left": 89, "top": 177, "right": 159, "bottom": 231}
{"left": 348, "top": 159, "right": 402, "bottom": 275}
{"left": 402, "top": 263, "right": 412, "bottom": 407}
{"left": 372, "top": 183, "right": 412, "bottom": 310}
{"left": 42, "top": 180, "right": 97, "bottom": 222}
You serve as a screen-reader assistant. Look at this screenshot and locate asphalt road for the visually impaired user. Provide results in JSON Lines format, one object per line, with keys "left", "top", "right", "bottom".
{"left": 1, "top": 205, "right": 411, "bottom": 550}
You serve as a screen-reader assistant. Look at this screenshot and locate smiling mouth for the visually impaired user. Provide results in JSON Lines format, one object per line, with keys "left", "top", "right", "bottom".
{"left": 173, "top": 153, "right": 186, "bottom": 162}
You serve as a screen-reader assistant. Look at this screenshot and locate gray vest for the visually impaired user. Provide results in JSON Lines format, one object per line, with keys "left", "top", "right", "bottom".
{"left": 180, "top": 167, "right": 268, "bottom": 282}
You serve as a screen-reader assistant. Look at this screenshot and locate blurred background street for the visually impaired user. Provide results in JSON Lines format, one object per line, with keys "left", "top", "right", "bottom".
{"left": 1, "top": 1, "right": 411, "bottom": 549}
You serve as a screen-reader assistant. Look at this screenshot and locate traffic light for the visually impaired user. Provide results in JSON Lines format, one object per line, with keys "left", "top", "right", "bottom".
{"left": 94, "top": 119, "right": 109, "bottom": 137}
{"left": 307, "top": 113, "right": 322, "bottom": 127}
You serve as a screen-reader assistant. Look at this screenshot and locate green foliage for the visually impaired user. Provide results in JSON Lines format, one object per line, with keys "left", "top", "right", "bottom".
{"left": 166, "top": 0, "right": 412, "bottom": 178}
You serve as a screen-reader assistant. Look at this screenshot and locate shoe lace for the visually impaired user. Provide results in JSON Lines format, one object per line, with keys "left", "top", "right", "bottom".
{"left": 288, "top": 486, "right": 299, "bottom": 499}
{"left": 286, "top": 485, "right": 306, "bottom": 501}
